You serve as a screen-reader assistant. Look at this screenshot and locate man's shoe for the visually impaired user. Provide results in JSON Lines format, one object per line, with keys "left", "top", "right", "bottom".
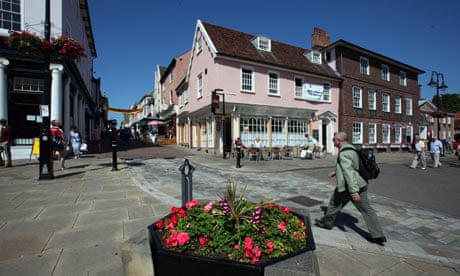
{"left": 314, "top": 219, "right": 333, "bottom": 230}
{"left": 369, "top": 236, "right": 387, "bottom": 246}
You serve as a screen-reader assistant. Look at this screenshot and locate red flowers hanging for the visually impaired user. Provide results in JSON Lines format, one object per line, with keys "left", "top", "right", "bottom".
{"left": 50, "top": 35, "right": 85, "bottom": 60}
{"left": 5, "top": 31, "right": 85, "bottom": 60}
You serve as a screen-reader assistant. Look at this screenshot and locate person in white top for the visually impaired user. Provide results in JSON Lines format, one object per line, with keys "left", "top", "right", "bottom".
{"left": 409, "top": 135, "right": 426, "bottom": 170}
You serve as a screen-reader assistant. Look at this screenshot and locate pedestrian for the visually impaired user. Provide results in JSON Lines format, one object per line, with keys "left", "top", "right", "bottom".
{"left": 315, "top": 131, "right": 387, "bottom": 246}
{"left": 0, "top": 119, "right": 13, "bottom": 168}
{"left": 50, "top": 120, "right": 67, "bottom": 170}
{"left": 93, "top": 124, "right": 102, "bottom": 153}
{"left": 409, "top": 135, "right": 426, "bottom": 170}
{"left": 69, "top": 125, "right": 82, "bottom": 159}
{"left": 234, "top": 137, "right": 246, "bottom": 167}
{"left": 430, "top": 136, "right": 443, "bottom": 168}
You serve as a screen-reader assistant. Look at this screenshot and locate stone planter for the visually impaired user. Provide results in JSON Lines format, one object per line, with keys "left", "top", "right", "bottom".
{"left": 148, "top": 211, "right": 316, "bottom": 276}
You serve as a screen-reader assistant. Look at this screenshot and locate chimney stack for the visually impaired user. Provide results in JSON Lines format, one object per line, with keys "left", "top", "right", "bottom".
{"left": 311, "top": 27, "right": 330, "bottom": 50}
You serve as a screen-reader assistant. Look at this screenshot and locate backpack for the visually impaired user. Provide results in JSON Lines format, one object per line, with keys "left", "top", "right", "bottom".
{"left": 339, "top": 148, "right": 380, "bottom": 180}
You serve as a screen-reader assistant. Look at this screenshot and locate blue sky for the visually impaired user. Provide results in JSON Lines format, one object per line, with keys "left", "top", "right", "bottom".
{"left": 88, "top": 0, "right": 459, "bottom": 124}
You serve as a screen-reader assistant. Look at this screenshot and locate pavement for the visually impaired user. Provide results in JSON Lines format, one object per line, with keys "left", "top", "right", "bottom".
{"left": 0, "top": 142, "right": 459, "bottom": 275}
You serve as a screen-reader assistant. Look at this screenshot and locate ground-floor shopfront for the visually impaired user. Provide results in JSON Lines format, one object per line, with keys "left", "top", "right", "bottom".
{"left": 177, "top": 103, "right": 337, "bottom": 156}
{"left": 0, "top": 56, "right": 99, "bottom": 146}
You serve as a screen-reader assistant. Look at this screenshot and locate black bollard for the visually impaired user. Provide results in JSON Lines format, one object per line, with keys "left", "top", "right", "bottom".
{"left": 111, "top": 140, "right": 118, "bottom": 171}
{"left": 179, "top": 159, "right": 195, "bottom": 207}
{"left": 109, "top": 126, "right": 118, "bottom": 171}
{"left": 236, "top": 145, "right": 241, "bottom": 168}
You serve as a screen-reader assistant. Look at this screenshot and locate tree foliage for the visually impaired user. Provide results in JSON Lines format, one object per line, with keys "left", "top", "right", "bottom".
{"left": 432, "top": 93, "right": 460, "bottom": 113}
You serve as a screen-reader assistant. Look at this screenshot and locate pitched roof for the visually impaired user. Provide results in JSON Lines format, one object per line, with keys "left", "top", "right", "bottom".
{"left": 326, "top": 40, "right": 425, "bottom": 74}
{"left": 200, "top": 21, "right": 340, "bottom": 80}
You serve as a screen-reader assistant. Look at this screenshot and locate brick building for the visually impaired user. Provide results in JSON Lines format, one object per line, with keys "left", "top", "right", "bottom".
{"left": 315, "top": 29, "right": 425, "bottom": 151}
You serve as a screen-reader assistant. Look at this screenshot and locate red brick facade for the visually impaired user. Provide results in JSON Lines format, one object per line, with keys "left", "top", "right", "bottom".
{"left": 326, "top": 41, "right": 424, "bottom": 150}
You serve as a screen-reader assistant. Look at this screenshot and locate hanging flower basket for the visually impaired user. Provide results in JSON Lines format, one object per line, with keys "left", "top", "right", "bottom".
{"left": 5, "top": 31, "right": 44, "bottom": 56}
{"left": 148, "top": 183, "right": 316, "bottom": 276}
{"left": 51, "top": 35, "right": 85, "bottom": 60}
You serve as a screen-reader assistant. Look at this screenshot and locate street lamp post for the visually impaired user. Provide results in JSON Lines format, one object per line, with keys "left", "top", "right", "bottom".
{"left": 427, "top": 71, "right": 448, "bottom": 139}
{"left": 38, "top": 0, "right": 54, "bottom": 179}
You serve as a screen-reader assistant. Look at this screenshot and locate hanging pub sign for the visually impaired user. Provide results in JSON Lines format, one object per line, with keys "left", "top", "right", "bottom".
{"left": 211, "top": 92, "right": 220, "bottom": 114}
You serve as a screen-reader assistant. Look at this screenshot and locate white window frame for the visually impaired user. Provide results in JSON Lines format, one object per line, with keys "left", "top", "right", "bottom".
{"left": 352, "top": 122, "right": 363, "bottom": 144}
{"left": 360, "top": 57, "right": 369, "bottom": 75}
{"left": 13, "top": 77, "right": 44, "bottom": 94}
{"left": 368, "top": 89, "right": 376, "bottom": 110}
{"left": 0, "top": 0, "right": 21, "bottom": 31}
{"left": 352, "top": 86, "right": 362, "bottom": 108}
{"left": 419, "top": 126, "right": 427, "bottom": 140}
{"left": 287, "top": 119, "right": 309, "bottom": 146}
{"left": 395, "top": 128, "right": 402, "bottom": 143}
{"left": 294, "top": 77, "right": 303, "bottom": 98}
{"left": 382, "top": 93, "right": 390, "bottom": 113}
{"left": 197, "top": 73, "right": 203, "bottom": 98}
{"left": 241, "top": 66, "right": 254, "bottom": 93}
{"left": 368, "top": 123, "right": 377, "bottom": 144}
{"left": 268, "top": 71, "right": 280, "bottom": 95}
{"left": 322, "top": 83, "right": 331, "bottom": 102}
{"left": 381, "top": 64, "right": 390, "bottom": 81}
{"left": 184, "top": 89, "right": 189, "bottom": 104}
{"left": 405, "top": 98, "right": 413, "bottom": 116}
{"left": 400, "top": 71, "right": 407, "bottom": 86}
{"left": 382, "top": 124, "right": 391, "bottom": 143}
{"left": 257, "top": 36, "right": 271, "bottom": 51}
{"left": 395, "top": 96, "right": 402, "bottom": 114}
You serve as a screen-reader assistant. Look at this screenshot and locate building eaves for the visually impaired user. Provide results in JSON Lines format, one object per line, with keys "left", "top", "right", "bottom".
{"left": 326, "top": 39, "right": 425, "bottom": 74}
{"left": 80, "top": 0, "right": 97, "bottom": 57}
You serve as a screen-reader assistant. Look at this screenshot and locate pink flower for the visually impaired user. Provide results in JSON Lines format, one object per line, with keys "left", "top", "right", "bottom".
{"left": 204, "top": 201, "right": 215, "bottom": 212}
{"left": 279, "top": 206, "right": 290, "bottom": 214}
{"left": 155, "top": 220, "right": 164, "bottom": 229}
{"left": 176, "top": 232, "right": 190, "bottom": 245}
{"left": 266, "top": 241, "right": 274, "bottom": 254}
{"left": 199, "top": 236, "right": 207, "bottom": 246}
{"left": 234, "top": 244, "right": 240, "bottom": 249}
{"left": 244, "top": 237, "right": 254, "bottom": 251}
{"left": 278, "top": 221, "right": 287, "bottom": 232}
{"left": 185, "top": 199, "right": 199, "bottom": 209}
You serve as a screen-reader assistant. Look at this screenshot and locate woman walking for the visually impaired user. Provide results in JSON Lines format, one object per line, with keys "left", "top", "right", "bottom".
{"left": 69, "top": 125, "right": 82, "bottom": 159}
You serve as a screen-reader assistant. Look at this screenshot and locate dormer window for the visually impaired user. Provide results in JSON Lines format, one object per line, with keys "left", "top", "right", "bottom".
{"left": 304, "top": 50, "right": 322, "bottom": 64}
{"left": 252, "top": 36, "right": 271, "bottom": 52}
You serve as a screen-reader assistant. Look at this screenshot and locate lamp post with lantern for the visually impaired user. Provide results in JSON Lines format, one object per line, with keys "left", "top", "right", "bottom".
{"left": 427, "top": 71, "right": 448, "bottom": 139}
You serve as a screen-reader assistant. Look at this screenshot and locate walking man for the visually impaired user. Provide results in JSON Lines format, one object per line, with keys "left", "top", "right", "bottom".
{"left": 409, "top": 135, "right": 426, "bottom": 170}
{"left": 315, "top": 131, "right": 387, "bottom": 245}
{"left": 430, "top": 136, "right": 443, "bottom": 168}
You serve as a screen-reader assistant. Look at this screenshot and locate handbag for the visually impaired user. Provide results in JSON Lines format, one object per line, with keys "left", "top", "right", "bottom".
{"left": 80, "top": 143, "right": 88, "bottom": 151}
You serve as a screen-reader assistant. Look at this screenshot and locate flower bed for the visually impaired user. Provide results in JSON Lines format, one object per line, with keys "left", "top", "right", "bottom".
{"left": 148, "top": 184, "right": 315, "bottom": 275}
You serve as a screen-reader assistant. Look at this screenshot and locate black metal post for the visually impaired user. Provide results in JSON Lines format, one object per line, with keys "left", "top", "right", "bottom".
{"left": 179, "top": 159, "right": 195, "bottom": 207}
{"left": 39, "top": 0, "right": 53, "bottom": 180}
{"left": 110, "top": 126, "right": 118, "bottom": 171}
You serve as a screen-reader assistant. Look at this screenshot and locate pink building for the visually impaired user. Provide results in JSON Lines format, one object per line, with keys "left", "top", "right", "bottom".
{"left": 177, "top": 20, "right": 341, "bottom": 156}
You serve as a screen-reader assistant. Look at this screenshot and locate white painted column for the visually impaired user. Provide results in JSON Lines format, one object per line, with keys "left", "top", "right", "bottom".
{"left": 50, "top": 64, "right": 64, "bottom": 122}
{"left": 63, "top": 78, "right": 70, "bottom": 131}
{"left": 0, "top": 58, "right": 10, "bottom": 120}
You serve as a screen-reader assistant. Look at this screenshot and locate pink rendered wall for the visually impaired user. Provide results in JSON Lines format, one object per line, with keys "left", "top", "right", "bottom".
{"left": 181, "top": 29, "right": 340, "bottom": 120}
